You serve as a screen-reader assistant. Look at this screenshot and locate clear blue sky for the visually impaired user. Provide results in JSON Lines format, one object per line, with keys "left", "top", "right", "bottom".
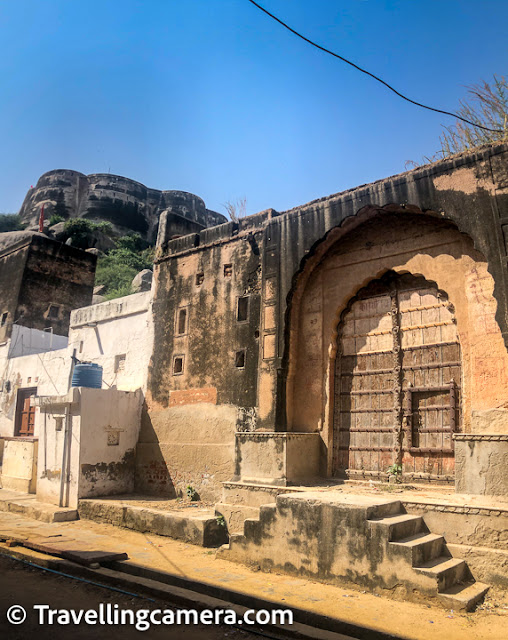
{"left": 0, "top": 0, "right": 507, "bottom": 216}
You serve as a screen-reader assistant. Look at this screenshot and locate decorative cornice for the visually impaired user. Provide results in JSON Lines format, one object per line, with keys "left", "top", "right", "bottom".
{"left": 453, "top": 434, "right": 508, "bottom": 442}
{"left": 403, "top": 501, "right": 508, "bottom": 517}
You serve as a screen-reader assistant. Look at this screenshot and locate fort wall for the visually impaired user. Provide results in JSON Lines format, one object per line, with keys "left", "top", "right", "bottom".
{"left": 18, "top": 170, "right": 227, "bottom": 243}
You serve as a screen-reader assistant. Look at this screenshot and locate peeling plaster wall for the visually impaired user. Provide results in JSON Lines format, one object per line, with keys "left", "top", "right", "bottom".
{"left": 37, "top": 388, "right": 142, "bottom": 508}
{"left": 142, "top": 224, "right": 263, "bottom": 500}
{"left": 146, "top": 142, "right": 508, "bottom": 492}
{"left": 136, "top": 403, "right": 238, "bottom": 501}
{"left": 287, "top": 215, "right": 508, "bottom": 479}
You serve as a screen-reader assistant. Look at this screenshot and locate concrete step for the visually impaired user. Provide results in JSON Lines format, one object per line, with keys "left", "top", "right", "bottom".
{"left": 78, "top": 498, "right": 228, "bottom": 548}
{"left": 214, "top": 502, "right": 260, "bottom": 534}
{"left": 370, "top": 513, "right": 424, "bottom": 541}
{"left": 0, "top": 489, "right": 77, "bottom": 523}
{"left": 389, "top": 532, "right": 444, "bottom": 566}
{"left": 221, "top": 481, "right": 302, "bottom": 508}
{"left": 260, "top": 502, "right": 277, "bottom": 514}
{"left": 241, "top": 503, "right": 277, "bottom": 538}
{"left": 415, "top": 556, "right": 469, "bottom": 592}
{"left": 437, "top": 581, "right": 490, "bottom": 612}
{"left": 368, "top": 500, "right": 402, "bottom": 519}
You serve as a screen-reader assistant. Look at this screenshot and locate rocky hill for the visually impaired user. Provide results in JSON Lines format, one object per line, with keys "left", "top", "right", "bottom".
{"left": 18, "top": 169, "right": 226, "bottom": 245}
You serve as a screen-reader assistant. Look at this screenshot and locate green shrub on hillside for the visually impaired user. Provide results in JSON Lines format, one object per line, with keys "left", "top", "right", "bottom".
{"left": 63, "top": 218, "right": 96, "bottom": 248}
{"left": 94, "top": 240, "right": 154, "bottom": 300}
{"left": 95, "top": 221, "right": 114, "bottom": 236}
{"left": 0, "top": 214, "right": 24, "bottom": 232}
{"left": 49, "top": 214, "right": 65, "bottom": 226}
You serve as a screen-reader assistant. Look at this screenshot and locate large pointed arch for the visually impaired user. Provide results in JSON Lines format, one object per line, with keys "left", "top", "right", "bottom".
{"left": 282, "top": 206, "right": 508, "bottom": 480}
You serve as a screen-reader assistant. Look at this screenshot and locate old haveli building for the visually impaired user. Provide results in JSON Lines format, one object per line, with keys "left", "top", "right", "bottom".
{"left": 1, "top": 141, "right": 507, "bottom": 608}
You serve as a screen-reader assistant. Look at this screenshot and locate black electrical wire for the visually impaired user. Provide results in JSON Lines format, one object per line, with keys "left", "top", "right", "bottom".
{"left": 246, "top": 0, "right": 504, "bottom": 134}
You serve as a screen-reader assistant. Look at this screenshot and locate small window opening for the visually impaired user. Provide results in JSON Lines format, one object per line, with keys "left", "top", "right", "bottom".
{"left": 237, "top": 296, "right": 249, "bottom": 322}
{"left": 177, "top": 309, "right": 187, "bottom": 335}
{"left": 1, "top": 312, "right": 7, "bottom": 327}
{"left": 48, "top": 304, "right": 60, "bottom": 319}
{"left": 114, "top": 354, "right": 126, "bottom": 372}
{"left": 173, "top": 356, "right": 184, "bottom": 375}
{"left": 235, "top": 350, "right": 245, "bottom": 368}
{"left": 224, "top": 264, "right": 233, "bottom": 277}
{"left": 79, "top": 341, "right": 84, "bottom": 353}
{"left": 196, "top": 272, "right": 204, "bottom": 286}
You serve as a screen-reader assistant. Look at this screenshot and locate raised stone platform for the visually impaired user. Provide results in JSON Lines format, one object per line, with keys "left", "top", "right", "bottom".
{"left": 78, "top": 496, "right": 228, "bottom": 547}
{"left": 218, "top": 491, "right": 490, "bottom": 611}
{"left": 0, "top": 489, "right": 77, "bottom": 523}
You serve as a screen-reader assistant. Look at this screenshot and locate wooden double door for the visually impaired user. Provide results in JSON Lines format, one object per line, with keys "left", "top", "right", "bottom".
{"left": 333, "top": 273, "right": 460, "bottom": 482}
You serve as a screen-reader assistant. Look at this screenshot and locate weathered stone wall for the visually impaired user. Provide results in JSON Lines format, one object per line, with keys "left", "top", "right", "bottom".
{"left": 287, "top": 214, "right": 508, "bottom": 475}
{"left": 17, "top": 235, "right": 96, "bottom": 337}
{"left": 139, "top": 220, "right": 265, "bottom": 500}
{"left": 0, "top": 239, "right": 28, "bottom": 342}
{"left": 18, "top": 170, "right": 227, "bottom": 244}
{"left": 0, "top": 233, "right": 96, "bottom": 341}
{"left": 455, "top": 434, "right": 508, "bottom": 497}
{"left": 144, "top": 142, "right": 508, "bottom": 496}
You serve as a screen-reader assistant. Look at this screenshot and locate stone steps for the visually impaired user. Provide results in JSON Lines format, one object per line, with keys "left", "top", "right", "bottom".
{"left": 389, "top": 532, "right": 445, "bottom": 566}
{"left": 221, "top": 492, "right": 489, "bottom": 611}
{"left": 438, "top": 580, "right": 490, "bottom": 611}
{"left": 369, "top": 509, "right": 489, "bottom": 611}
{"left": 214, "top": 502, "right": 260, "bottom": 534}
{"left": 414, "top": 556, "right": 469, "bottom": 591}
{"left": 369, "top": 513, "right": 424, "bottom": 541}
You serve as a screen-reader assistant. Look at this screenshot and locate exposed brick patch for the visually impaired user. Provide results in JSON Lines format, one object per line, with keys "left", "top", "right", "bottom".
{"left": 169, "top": 387, "right": 217, "bottom": 407}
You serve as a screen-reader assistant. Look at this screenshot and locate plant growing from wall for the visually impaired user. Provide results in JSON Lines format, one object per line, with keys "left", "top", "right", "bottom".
{"left": 186, "top": 485, "right": 200, "bottom": 501}
{"left": 215, "top": 515, "right": 227, "bottom": 528}
{"left": 222, "top": 197, "right": 247, "bottom": 222}
{"left": 439, "top": 75, "right": 507, "bottom": 155}
{"left": 407, "top": 75, "right": 508, "bottom": 168}
{"left": 387, "top": 463, "right": 403, "bottom": 483}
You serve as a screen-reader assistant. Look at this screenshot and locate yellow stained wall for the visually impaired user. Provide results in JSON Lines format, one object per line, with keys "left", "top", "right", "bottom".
{"left": 287, "top": 214, "right": 508, "bottom": 472}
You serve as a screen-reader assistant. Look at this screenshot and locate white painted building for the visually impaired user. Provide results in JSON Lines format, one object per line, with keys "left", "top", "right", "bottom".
{"left": 0, "top": 290, "right": 153, "bottom": 500}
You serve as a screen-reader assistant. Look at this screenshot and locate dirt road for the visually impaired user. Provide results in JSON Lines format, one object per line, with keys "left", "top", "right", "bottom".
{"left": 0, "top": 555, "right": 261, "bottom": 640}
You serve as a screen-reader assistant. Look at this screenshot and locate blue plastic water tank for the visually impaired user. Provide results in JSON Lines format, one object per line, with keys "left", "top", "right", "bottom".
{"left": 71, "top": 363, "right": 103, "bottom": 389}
